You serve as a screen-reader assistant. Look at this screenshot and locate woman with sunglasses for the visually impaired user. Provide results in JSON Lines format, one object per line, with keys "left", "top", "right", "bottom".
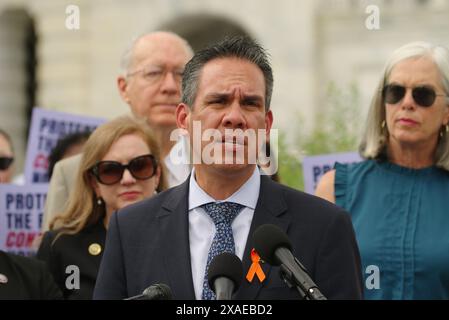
{"left": 37, "top": 115, "right": 165, "bottom": 299}
{"left": 315, "top": 41, "right": 449, "bottom": 299}
{"left": 0, "top": 129, "right": 15, "bottom": 184}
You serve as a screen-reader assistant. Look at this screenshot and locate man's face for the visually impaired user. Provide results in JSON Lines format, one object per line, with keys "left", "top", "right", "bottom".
{"left": 0, "top": 134, "right": 14, "bottom": 183}
{"left": 178, "top": 57, "right": 273, "bottom": 175}
{"left": 119, "top": 34, "right": 192, "bottom": 130}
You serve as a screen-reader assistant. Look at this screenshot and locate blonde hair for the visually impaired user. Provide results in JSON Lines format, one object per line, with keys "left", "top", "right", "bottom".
{"left": 359, "top": 41, "right": 449, "bottom": 171}
{"left": 49, "top": 115, "right": 166, "bottom": 235}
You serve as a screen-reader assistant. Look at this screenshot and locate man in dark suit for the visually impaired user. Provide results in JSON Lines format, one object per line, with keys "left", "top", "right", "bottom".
{"left": 94, "top": 36, "right": 363, "bottom": 300}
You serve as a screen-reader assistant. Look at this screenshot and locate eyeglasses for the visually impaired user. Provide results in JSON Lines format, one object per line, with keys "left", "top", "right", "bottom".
{"left": 90, "top": 154, "right": 157, "bottom": 185}
{"left": 383, "top": 84, "right": 447, "bottom": 107}
{"left": 127, "top": 66, "right": 184, "bottom": 85}
{"left": 0, "top": 157, "right": 13, "bottom": 170}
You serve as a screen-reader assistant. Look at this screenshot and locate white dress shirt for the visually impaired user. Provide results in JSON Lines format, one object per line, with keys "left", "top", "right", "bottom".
{"left": 188, "top": 166, "right": 261, "bottom": 300}
{"left": 164, "top": 135, "right": 191, "bottom": 187}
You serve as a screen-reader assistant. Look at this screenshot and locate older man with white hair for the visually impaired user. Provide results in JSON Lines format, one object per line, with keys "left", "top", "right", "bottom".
{"left": 42, "top": 31, "right": 194, "bottom": 231}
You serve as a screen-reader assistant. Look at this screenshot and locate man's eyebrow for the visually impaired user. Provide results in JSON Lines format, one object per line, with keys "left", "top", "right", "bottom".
{"left": 204, "top": 93, "right": 230, "bottom": 101}
{"left": 205, "top": 93, "right": 263, "bottom": 100}
{"left": 241, "top": 95, "right": 264, "bottom": 103}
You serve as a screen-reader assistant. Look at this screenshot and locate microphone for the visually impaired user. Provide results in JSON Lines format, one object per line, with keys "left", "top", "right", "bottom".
{"left": 124, "top": 283, "right": 172, "bottom": 300}
{"left": 253, "top": 224, "right": 327, "bottom": 300}
{"left": 207, "top": 252, "right": 243, "bottom": 300}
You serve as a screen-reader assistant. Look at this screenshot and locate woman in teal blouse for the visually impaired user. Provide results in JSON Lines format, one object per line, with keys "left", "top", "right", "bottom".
{"left": 315, "top": 41, "right": 449, "bottom": 299}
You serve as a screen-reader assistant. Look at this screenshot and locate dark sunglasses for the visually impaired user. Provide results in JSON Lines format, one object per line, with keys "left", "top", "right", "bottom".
{"left": 0, "top": 157, "right": 14, "bottom": 170}
{"left": 383, "top": 84, "right": 447, "bottom": 107}
{"left": 90, "top": 154, "right": 157, "bottom": 185}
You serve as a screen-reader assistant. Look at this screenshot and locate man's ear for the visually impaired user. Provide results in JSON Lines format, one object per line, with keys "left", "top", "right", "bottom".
{"left": 117, "top": 76, "right": 130, "bottom": 104}
{"left": 265, "top": 110, "right": 273, "bottom": 136}
{"left": 176, "top": 103, "right": 190, "bottom": 130}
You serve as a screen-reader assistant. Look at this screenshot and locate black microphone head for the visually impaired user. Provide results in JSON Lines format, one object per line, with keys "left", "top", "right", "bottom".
{"left": 142, "top": 283, "right": 172, "bottom": 300}
{"left": 253, "top": 224, "right": 292, "bottom": 266}
{"left": 207, "top": 252, "right": 243, "bottom": 293}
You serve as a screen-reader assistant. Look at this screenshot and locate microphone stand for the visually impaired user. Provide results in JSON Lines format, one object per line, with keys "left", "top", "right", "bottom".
{"left": 278, "top": 256, "right": 327, "bottom": 300}
{"left": 124, "top": 294, "right": 152, "bottom": 300}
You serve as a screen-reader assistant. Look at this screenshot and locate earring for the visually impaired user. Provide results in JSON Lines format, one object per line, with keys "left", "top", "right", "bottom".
{"left": 381, "top": 120, "right": 386, "bottom": 129}
{"left": 97, "top": 197, "right": 103, "bottom": 205}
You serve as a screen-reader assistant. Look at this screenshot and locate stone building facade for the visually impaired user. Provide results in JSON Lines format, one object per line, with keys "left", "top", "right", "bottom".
{"left": 0, "top": 0, "right": 448, "bottom": 173}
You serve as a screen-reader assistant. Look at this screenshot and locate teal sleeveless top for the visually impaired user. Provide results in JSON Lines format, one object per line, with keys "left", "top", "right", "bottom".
{"left": 335, "top": 159, "right": 449, "bottom": 299}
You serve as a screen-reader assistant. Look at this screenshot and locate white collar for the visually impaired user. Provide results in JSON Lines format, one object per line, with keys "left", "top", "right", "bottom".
{"left": 188, "top": 166, "right": 260, "bottom": 211}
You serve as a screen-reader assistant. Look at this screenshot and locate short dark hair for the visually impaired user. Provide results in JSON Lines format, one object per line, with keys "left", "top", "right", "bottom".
{"left": 182, "top": 36, "right": 273, "bottom": 110}
{"left": 48, "top": 131, "right": 91, "bottom": 178}
{"left": 0, "top": 128, "right": 13, "bottom": 153}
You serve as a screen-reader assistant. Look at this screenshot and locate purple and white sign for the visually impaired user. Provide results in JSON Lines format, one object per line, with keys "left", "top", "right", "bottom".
{"left": 302, "top": 152, "right": 362, "bottom": 194}
{"left": 24, "top": 108, "right": 106, "bottom": 184}
{"left": 0, "top": 184, "right": 48, "bottom": 256}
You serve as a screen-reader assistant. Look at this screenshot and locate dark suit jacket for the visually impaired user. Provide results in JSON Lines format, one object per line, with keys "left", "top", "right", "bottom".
{"left": 94, "top": 176, "right": 363, "bottom": 300}
{"left": 37, "top": 222, "right": 106, "bottom": 300}
{"left": 0, "top": 250, "right": 62, "bottom": 299}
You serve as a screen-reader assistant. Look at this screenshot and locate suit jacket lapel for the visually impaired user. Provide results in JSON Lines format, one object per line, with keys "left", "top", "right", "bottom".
{"left": 235, "top": 176, "right": 291, "bottom": 300}
{"left": 157, "top": 175, "right": 291, "bottom": 300}
{"left": 158, "top": 179, "right": 196, "bottom": 299}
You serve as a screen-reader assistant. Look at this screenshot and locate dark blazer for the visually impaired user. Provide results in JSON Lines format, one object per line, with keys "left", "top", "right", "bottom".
{"left": 37, "top": 222, "right": 106, "bottom": 300}
{"left": 0, "top": 250, "right": 62, "bottom": 299}
{"left": 94, "top": 176, "right": 363, "bottom": 300}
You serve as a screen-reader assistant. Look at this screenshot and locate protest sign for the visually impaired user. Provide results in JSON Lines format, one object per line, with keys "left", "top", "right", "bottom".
{"left": 24, "top": 108, "right": 105, "bottom": 183}
{"left": 302, "top": 152, "right": 362, "bottom": 194}
{"left": 0, "top": 184, "right": 49, "bottom": 256}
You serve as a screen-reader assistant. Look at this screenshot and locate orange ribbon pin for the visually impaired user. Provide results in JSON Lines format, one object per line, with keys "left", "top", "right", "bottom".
{"left": 246, "top": 248, "right": 266, "bottom": 283}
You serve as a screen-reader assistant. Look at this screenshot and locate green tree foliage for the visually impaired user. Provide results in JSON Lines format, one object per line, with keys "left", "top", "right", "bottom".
{"left": 277, "top": 131, "right": 304, "bottom": 190}
{"left": 277, "top": 82, "right": 362, "bottom": 191}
